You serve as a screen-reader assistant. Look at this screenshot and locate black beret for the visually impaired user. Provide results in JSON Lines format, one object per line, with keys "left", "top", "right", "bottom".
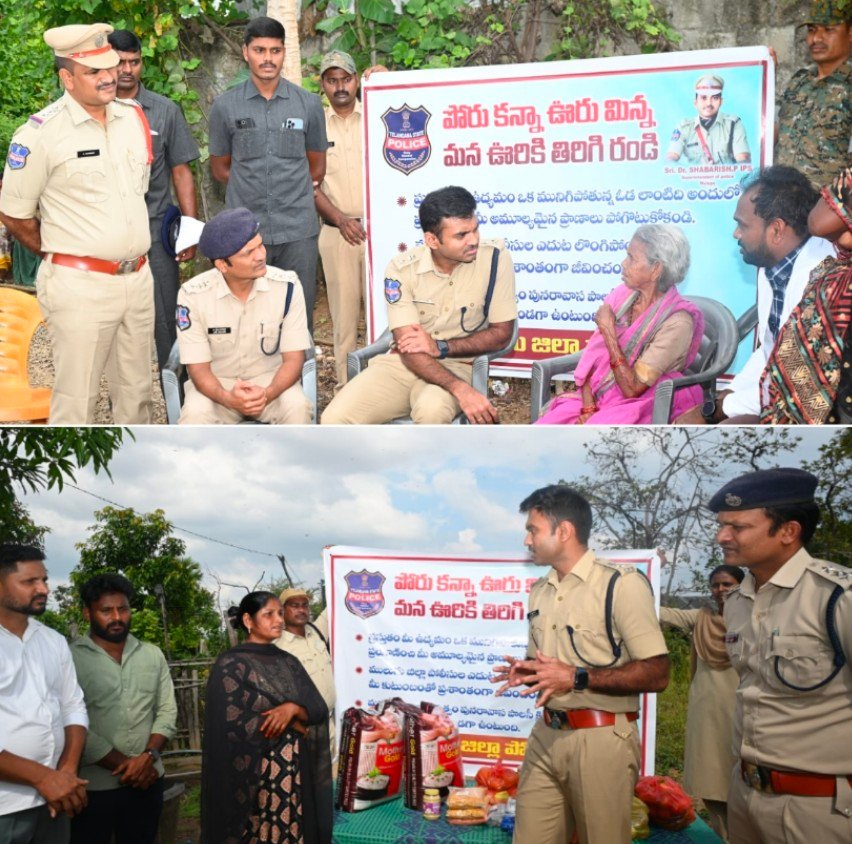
{"left": 707, "top": 468, "right": 818, "bottom": 512}
{"left": 199, "top": 207, "right": 261, "bottom": 261}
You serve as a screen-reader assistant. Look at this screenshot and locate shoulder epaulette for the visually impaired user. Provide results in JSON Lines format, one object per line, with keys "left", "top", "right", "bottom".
{"left": 391, "top": 248, "right": 421, "bottom": 270}
{"left": 27, "top": 100, "right": 63, "bottom": 128}
{"left": 265, "top": 266, "right": 300, "bottom": 284}
{"left": 480, "top": 237, "right": 506, "bottom": 251}
{"left": 181, "top": 275, "right": 215, "bottom": 294}
{"left": 808, "top": 559, "right": 852, "bottom": 589}
{"left": 598, "top": 559, "right": 637, "bottom": 577}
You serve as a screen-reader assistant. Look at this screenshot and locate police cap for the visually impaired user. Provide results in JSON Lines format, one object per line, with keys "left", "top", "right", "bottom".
{"left": 279, "top": 588, "right": 309, "bottom": 605}
{"left": 44, "top": 24, "right": 119, "bottom": 70}
{"left": 198, "top": 207, "right": 261, "bottom": 261}
{"left": 695, "top": 74, "right": 724, "bottom": 94}
{"left": 707, "top": 468, "right": 818, "bottom": 512}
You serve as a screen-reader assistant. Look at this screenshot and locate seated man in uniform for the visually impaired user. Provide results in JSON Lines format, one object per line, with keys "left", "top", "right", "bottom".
{"left": 666, "top": 75, "right": 751, "bottom": 165}
{"left": 321, "top": 185, "right": 517, "bottom": 424}
{"left": 175, "top": 207, "right": 313, "bottom": 424}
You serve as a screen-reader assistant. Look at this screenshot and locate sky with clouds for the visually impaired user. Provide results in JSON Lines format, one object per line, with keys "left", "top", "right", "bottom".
{"left": 16, "top": 425, "right": 836, "bottom": 607}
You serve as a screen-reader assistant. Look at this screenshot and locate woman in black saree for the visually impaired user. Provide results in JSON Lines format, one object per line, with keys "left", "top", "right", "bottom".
{"left": 201, "top": 591, "right": 332, "bottom": 844}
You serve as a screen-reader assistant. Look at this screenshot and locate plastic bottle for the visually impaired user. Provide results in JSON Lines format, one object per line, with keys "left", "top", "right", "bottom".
{"left": 423, "top": 788, "right": 441, "bottom": 821}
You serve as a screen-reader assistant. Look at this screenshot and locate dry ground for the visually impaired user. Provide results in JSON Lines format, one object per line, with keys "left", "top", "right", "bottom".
{"left": 19, "top": 279, "right": 533, "bottom": 425}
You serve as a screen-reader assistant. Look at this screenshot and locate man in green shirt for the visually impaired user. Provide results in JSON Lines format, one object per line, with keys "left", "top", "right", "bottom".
{"left": 69, "top": 574, "right": 177, "bottom": 844}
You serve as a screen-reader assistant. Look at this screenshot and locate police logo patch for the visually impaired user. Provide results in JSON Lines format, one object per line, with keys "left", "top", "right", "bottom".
{"left": 176, "top": 305, "right": 191, "bottom": 331}
{"left": 7, "top": 143, "right": 30, "bottom": 170}
{"left": 384, "top": 277, "right": 402, "bottom": 304}
{"left": 724, "top": 493, "right": 742, "bottom": 507}
{"left": 670, "top": 129, "right": 681, "bottom": 141}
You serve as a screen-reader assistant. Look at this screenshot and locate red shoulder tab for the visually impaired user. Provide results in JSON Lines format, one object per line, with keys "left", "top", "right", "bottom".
{"left": 129, "top": 102, "right": 154, "bottom": 165}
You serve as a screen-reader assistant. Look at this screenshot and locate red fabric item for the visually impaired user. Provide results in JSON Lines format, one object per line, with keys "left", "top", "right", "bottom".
{"left": 634, "top": 775, "right": 696, "bottom": 831}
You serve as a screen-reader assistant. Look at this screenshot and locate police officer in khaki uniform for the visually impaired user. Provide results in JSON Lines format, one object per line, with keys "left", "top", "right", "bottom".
{"left": 666, "top": 75, "right": 751, "bottom": 165}
{"left": 0, "top": 23, "right": 155, "bottom": 424}
{"left": 314, "top": 51, "right": 367, "bottom": 389}
{"left": 321, "top": 185, "right": 517, "bottom": 424}
{"left": 711, "top": 469, "right": 852, "bottom": 844}
{"left": 175, "top": 207, "right": 313, "bottom": 424}
{"left": 492, "top": 485, "right": 670, "bottom": 844}
{"left": 274, "top": 589, "right": 336, "bottom": 755}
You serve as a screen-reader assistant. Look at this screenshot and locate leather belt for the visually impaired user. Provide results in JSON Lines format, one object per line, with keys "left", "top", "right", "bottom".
{"left": 740, "top": 762, "right": 852, "bottom": 797}
{"left": 543, "top": 708, "right": 638, "bottom": 730}
{"left": 50, "top": 253, "right": 147, "bottom": 276}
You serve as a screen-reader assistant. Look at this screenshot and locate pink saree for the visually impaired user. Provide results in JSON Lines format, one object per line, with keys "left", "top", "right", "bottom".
{"left": 535, "top": 284, "right": 705, "bottom": 425}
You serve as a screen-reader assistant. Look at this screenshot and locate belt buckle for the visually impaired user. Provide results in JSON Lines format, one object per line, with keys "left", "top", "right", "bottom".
{"left": 743, "top": 763, "right": 771, "bottom": 793}
{"left": 546, "top": 709, "right": 565, "bottom": 730}
{"left": 117, "top": 258, "right": 137, "bottom": 275}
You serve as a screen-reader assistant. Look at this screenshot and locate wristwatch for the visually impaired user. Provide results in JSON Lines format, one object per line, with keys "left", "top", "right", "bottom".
{"left": 436, "top": 339, "right": 450, "bottom": 360}
{"left": 144, "top": 748, "right": 161, "bottom": 762}
{"left": 573, "top": 667, "right": 589, "bottom": 691}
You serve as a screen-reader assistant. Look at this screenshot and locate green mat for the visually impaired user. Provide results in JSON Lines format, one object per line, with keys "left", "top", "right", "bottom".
{"left": 332, "top": 797, "right": 721, "bottom": 843}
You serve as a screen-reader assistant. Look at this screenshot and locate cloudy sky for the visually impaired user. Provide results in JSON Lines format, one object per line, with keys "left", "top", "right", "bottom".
{"left": 17, "top": 426, "right": 835, "bottom": 607}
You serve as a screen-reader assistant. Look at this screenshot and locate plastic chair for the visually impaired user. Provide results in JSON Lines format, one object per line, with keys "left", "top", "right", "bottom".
{"left": 345, "top": 321, "right": 519, "bottom": 424}
{"left": 736, "top": 303, "right": 758, "bottom": 343}
{"left": 0, "top": 288, "right": 51, "bottom": 423}
{"left": 530, "top": 296, "right": 739, "bottom": 424}
{"left": 160, "top": 340, "right": 317, "bottom": 424}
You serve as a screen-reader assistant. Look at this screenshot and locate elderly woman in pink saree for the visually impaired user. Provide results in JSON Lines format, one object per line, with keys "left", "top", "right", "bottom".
{"left": 535, "top": 224, "right": 704, "bottom": 425}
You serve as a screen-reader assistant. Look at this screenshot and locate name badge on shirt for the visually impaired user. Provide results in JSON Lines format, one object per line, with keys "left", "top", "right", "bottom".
{"left": 327, "top": 141, "right": 335, "bottom": 148}
{"left": 77, "top": 149, "right": 100, "bottom": 158}
{"left": 284, "top": 118, "right": 304, "bottom": 131}
{"left": 208, "top": 327, "right": 232, "bottom": 335}
{"left": 235, "top": 118, "right": 255, "bottom": 129}
{"left": 527, "top": 609, "right": 540, "bottom": 621}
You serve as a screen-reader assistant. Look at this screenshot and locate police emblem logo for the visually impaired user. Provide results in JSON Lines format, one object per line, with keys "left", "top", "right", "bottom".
{"left": 724, "top": 493, "right": 742, "bottom": 507}
{"left": 343, "top": 570, "right": 386, "bottom": 619}
{"left": 384, "top": 278, "right": 402, "bottom": 304}
{"left": 95, "top": 34, "right": 105, "bottom": 47}
{"left": 176, "top": 304, "right": 192, "bottom": 331}
{"left": 670, "top": 129, "right": 681, "bottom": 141}
{"left": 6, "top": 143, "right": 30, "bottom": 170}
{"left": 381, "top": 105, "right": 432, "bottom": 175}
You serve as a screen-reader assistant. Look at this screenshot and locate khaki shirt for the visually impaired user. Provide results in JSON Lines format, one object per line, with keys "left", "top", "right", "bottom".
{"left": 0, "top": 92, "right": 151, "bottom": 260}
{"left": 527, "top": 551, "right": 667, "bottom": 712}
{"left": 274, "top": 610, "right": 335, "bottom": 711}
{"left": 724, "top": 548, "right": 852, "bottom": 775}
{"left": 176, "top": 266, "right": 311, "bottom": 381}
{"left": 70, "top": 633, "right": 177, "bottom": 791}
{"left": 322, "top": 102, "right": 363, "bottom": 218}
{"left": 384, "top": 240, "right": 517, "bottom": 361}
{"left": 667, "top": 113, "right": 750, "bottom": 164}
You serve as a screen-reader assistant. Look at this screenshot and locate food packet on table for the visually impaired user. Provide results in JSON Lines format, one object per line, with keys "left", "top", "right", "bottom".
{"left": 446, "top": 787, "right": 489, "bottom": 826}
{"left": 634, "top": 775, "right": 696, "bottom": 831}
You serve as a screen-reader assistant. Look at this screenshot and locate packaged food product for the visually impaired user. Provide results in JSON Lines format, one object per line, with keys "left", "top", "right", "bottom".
{"left": 401, "top": 701, "right": 464, "bottom": 810}
{"left": 336, "top": 701, "right": 404, "bottom": 812}
{"left": 446, "top": 787, "right": 489, "bottom": 826}
{"left": 631, "top": 795, "right": 650, "bottom": 840}
{"left": 474, "top": 760, "right": 519, "bottom": 798}
{"left": 423, "top": 788, "right": 441, "bottom": 821}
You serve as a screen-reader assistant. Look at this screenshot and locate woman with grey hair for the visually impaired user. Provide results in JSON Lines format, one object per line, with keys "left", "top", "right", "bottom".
{"left": 536, "top": 224, "right": 705, "bottom": 424}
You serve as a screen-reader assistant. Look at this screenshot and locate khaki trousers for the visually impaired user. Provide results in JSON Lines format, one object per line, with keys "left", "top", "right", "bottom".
{"left": 513, "top": 717, "right": 640, "bottom": 844}
{"left": 178, "top": 372, "right": 312, "bottom": 425}
{"left": 318, "top": 224, "right": 364, "bottom": 386}
{"left": 36, "top": 259, "right": 154, "bottom": 424}
{"left": 728, "top": 766, "right": 852, "bottom": 844}
{"left": 321, "top": 354, "right": 473, "bottom": 424}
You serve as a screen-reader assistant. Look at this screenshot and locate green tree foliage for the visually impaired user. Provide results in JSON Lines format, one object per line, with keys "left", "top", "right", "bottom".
{"left": 0, "top": 427, "right": 127, "bottom": 535}
{"left": 65, "top": 506, "right": 223, "bottom": 658}
{"left": 805, "top": 428, "right": 852, "bottom": 567}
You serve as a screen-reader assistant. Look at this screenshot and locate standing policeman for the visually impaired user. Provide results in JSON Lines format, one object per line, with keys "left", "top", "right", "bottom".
{"left": 710, "top": 468, "right": 852, "bottom": 844}
{"left": 491, "top": 485, "right": 670, "bottom": 844}
{"left": 0, "top": 24, "right": 155, "bottom": 424}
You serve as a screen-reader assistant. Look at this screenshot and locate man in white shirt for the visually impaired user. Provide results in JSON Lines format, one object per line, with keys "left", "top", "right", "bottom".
{"left": 679, "top": 166, "right": 833, "bottom": 423}
{"left": 273, "top": 589, "right": 336, "bottom": 755}
{"left": 0, "top": 545, "right": 89, "bottom": 844}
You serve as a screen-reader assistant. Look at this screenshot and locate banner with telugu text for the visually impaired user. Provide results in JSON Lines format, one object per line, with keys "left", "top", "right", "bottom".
{"left": 325, "top": 546, "right": 662, "bottom": 776}
{"left": 362, "top": 47, "right": 773, "bottom": 374}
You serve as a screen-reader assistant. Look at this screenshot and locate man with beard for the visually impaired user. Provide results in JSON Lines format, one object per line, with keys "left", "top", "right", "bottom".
{"left": 106, "top": 29, "right": 200, "bottom": 372}
{"left": 0, "top": 544, "right": 88, "bottom": 844}
{"left": 208, "top": 15, "right": 327, "bottom": 332}
{"left": 69, "top": 574, "right": 177, "bottom": 844}
{"left": 322, "top": 185, "right": 517, "bottom": 424}
{"left": 666, "top": 75, "right": 751, "bottom": 164}
{"left": 678, "top": 165, "right": 834, "bottom": 422}
{"left": 0, "top": 24, "right": 155, "bottom": 424}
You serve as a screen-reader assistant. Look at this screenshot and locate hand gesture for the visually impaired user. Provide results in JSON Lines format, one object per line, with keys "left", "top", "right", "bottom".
{"left": 338, "top": 216, "right": 367, "bottom": 246}
{"left": 259, "top": 702, "right": 308, "bottom": 739}
{"left": 35, "top": 768, "right": 88, "bottom": 818}
{"left": 394, "top": 324, "right": 437, "bottom": 357}
{"left": 230, "top": 381, "right": 268, "bottom": 418}
{"left": 113, "top": 753, "right": 159, "bottom": 789}
{"left": 514, "top": 650, "right": 576, "bottom": 708}
{"left": 455, "top": 382, "right": 499, "bottom": 424}
{"left": 176, "top": 245, "right": 197, "bottom": 262}
{"left": 490, "top": 655, "right": 536, "bottom": 697}
{"left": 593, "top": 303, "right": 617, "bottom": 335}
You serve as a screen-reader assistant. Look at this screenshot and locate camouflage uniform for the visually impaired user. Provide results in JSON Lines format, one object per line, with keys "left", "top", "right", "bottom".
{"left": 776, "top": 59, "right": 852, "bottom": 188}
